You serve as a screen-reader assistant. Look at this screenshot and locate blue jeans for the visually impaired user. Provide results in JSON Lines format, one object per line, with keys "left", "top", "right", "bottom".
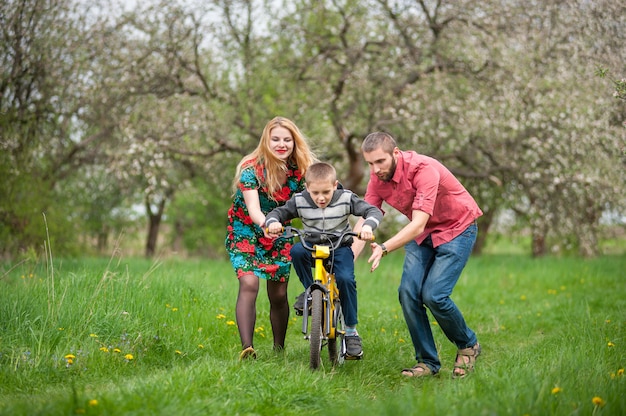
{"left": 291, "top": 243, "right": 358, "bottom": 327}
{"left": 398, "top": 223, "right": 478, "bottom": 373}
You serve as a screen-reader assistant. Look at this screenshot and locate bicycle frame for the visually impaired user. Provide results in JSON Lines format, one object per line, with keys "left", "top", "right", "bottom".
{"left": 283, "top": 226, "right": 364, "bottom": 369}
{"left": 301, "top": 243, "right": 339, "bottom": 339}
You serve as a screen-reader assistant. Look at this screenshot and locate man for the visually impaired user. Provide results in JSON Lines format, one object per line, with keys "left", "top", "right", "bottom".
{"left": 352, "top": 132, "right": 482, "bottom": 378}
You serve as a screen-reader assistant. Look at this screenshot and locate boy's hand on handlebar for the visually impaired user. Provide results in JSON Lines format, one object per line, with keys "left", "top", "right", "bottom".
{"left": 266, "top": 222, "right": 283, "bottom": 238}
{"left": 358, "top": 225, "right": 374, "bottom": 241}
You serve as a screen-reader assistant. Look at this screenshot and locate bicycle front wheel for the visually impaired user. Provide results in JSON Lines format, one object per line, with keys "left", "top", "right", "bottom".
{"left": 309, "top": 289, "right": 324, "bottom": 369}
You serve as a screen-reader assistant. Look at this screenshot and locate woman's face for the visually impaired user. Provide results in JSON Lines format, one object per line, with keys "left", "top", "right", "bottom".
{"left": 268, "top": 126, "right": 295, "bottom": 161}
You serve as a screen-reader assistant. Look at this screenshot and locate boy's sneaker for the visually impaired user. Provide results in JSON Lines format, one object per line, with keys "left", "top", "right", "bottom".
{"left": 345, "top": 335, "right": 363, "bottom": 360}
{"left": 294, "top": 292, "right": 306, "bottom": 315}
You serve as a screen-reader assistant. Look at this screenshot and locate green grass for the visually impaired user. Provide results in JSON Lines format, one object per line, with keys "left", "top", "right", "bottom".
{"left": 1, "top": 252, "right": 625, "bottom": 415}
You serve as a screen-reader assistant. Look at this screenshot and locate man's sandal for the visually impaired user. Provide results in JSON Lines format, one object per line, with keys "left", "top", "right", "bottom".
{"left": 401, "top": 362, "right": 435, "bottom": 378}
{"left": 452, "top": 343, "right": 481, "bottom": 379}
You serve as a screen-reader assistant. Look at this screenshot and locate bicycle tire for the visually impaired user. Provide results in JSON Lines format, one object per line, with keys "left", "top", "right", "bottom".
{"left": 328, "top": 302, "right": 345, "bottom": 366}
{"left": 309, "top": 289, "right": 324, "bottom": 369}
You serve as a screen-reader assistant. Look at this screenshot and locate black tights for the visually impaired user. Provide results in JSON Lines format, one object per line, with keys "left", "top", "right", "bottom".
{"left": 236, "top": 274, "right": 289, "bottom": 350}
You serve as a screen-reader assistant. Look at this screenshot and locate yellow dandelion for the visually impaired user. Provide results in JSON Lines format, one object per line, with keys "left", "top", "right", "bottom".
{"left": 520, "top": 295, "right": 527, "bottom": 301}
{"left": 175, "top": 350, "right": 182, "bottom": 355}
{"left": 226, "top": 320, "right": 236, "bottom": 326}
{"left": 113, "top": 348, "right": 121, "bottom": 353}
{"left": 99, "top": 347, "right": 109, "bottom": 353}
{"left": 172, "top": 307, "right": 178, "bottom": 312}
{"left": 166, "top": 303, "right": 171, "bottom": 308}
{"left": 608, "top": 342, "right": 615, "bottom": 347}
{"left": 560, "top": 285, "right": 566, "bottom": 291}
{"left": 124, "top": 354, "right": 134, "bottom": 360}
{"left": 198, "top": 344, "right": 204, "bottom": 349}
{"left": 88, "top": 400, "right": 98, "bottom": 407}
{"left": 58, "top": 327, "right": 64, "bottom": 331}
{"left": 89, "top": 333, "right": 98, "bottom": 338}
{"left": 65, "top": 354, "right": 76, "bottom": 360}
{"left": 592, "top": 396, "right": 605, "bottom": 407}
{"left": 66, "top": 358, "right": 74, "bottom": 365}
{"left": 398, "top": 338, "right": 406, "bottom": 343}
{"left": 605, "top": 319, "right": 611, "bottom": 324}
{"left": 381, "top": 327, "right": 386, "bottom": 333}
{"left": 618, "top": 368, "right": 624, "bottom": 376}
{"left": 216, "top": 314, "right": 226, "bottom": 319}
{"left": 551, "top": 387, "right": 562, "bottom": 394}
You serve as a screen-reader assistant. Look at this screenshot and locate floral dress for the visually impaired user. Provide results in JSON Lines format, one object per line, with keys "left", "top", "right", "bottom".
{"left": 225, "top": 161, "right": 305, "bottom": 282}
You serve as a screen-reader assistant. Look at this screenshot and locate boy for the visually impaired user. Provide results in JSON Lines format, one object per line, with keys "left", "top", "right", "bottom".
{"left": 266, "top": 162, "right": 383, "bottom": 359}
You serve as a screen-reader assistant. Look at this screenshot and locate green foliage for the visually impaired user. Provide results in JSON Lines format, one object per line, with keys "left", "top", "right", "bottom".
{"left": 165, "top": 178, "right": 231, "bottom": 257}
{"left": 2, "top": 0, "right": 625, "bottom": 259}
{"left": 0, "top": 252, "right": 624, "bottom": 415}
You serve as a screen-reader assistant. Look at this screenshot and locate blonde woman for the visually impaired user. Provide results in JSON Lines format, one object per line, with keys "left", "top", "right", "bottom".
{"left": 225, "top": 117, "right": 316, "bottom": 359}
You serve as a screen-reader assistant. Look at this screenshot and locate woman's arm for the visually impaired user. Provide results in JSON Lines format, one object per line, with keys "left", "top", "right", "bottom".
{"left": 243, "top": 189, "right": 266, "bottom": 227}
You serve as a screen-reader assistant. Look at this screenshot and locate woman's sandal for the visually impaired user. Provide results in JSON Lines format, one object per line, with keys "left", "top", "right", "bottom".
{"left": 452, "top": 343, "right": 481, "bottom": 379}
{"left": 401, "top": 362, "right": 435, "bottom": 378}
{"left": 239, "top": 346, "right": 257, "bottom": 361}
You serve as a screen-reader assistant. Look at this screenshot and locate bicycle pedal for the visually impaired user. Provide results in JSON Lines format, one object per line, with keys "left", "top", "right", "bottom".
{"left": 344, "top": 354, "right": 363, "bottom": 361}
{"left": 294, "top": 310, "right": 304, "bottom": 316}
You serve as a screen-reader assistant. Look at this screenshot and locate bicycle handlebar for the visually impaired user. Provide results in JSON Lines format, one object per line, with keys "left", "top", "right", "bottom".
{"left": 282, "top": 226, "right": 373, "bottom": 252}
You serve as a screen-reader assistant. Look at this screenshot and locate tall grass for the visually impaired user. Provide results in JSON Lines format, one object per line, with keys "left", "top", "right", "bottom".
{"left": 0, "top": 251, "right": 624, "bottom": 415}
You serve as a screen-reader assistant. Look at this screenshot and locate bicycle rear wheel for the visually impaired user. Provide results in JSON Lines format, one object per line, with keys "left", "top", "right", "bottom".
{"left": 309, "top": 289, "right": 324, "bottom": 369}
{"left": 328, "top": 302, "right": 345, "bottom": 366}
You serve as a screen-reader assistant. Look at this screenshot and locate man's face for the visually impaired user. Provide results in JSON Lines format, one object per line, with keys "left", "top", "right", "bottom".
{"left": 306, "top": 179, "right": 338, "bottom": 208}
{"left": 362, "top": 147, "right": 398, "bottom": 182}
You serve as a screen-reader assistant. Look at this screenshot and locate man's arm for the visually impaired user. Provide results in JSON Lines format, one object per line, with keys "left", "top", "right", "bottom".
{"left": 351, "top": 217, "right": 369, "bottom": 259}
{"left": 367, "top": 210, "right": 430, "bottom": 272}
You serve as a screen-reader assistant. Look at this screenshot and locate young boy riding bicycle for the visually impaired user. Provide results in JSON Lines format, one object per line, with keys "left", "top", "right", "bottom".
{"left": 266, "top": 162, "right": 383, "bottom": 359}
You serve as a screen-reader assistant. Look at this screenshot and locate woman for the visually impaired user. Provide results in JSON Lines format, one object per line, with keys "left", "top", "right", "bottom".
{"left": 225, "top": 116, "right": 316, "bottom": 359}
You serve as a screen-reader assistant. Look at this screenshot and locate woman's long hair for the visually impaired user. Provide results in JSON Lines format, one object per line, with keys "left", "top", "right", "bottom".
{"left": 232, "top": 117, "right": 316, "bottom": 198}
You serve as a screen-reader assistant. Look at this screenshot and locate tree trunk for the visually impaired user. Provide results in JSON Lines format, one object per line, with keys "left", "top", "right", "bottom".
{"left": 145, "top": 197, "right": 167, "bottom": 258}
{"left": 473, "top": 209, "right": 494, "bottom": 256}
{"left": 531, "top": 230, "right": 546, "bottom": 257}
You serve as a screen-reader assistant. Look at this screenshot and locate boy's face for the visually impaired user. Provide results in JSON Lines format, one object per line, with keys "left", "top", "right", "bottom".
{"left": 306, "top": 179, "right": 338, "bottom": 208}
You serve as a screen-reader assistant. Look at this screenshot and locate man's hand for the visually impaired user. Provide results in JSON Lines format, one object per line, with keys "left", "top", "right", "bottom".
{"left": 367, "top": 242, "right": 385, "bottom": 272}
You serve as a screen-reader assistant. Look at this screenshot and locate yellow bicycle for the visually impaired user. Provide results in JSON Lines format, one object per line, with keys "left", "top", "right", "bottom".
{"left": 283, "top": 226, "right": 371, "bottom": 369}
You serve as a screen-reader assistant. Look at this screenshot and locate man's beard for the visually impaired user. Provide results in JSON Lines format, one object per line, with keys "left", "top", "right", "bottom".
{"left": 380, "top": 157, "right": 397, "bottom": 182}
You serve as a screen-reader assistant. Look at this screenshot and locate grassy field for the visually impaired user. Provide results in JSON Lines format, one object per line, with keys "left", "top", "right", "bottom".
{"left": 1, "top": 250, "right": 625, "bottom": 415}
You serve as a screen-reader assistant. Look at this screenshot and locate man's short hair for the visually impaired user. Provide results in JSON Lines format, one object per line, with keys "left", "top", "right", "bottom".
{"left": 362, "top": 132, "right": 397, "bottom": 154}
